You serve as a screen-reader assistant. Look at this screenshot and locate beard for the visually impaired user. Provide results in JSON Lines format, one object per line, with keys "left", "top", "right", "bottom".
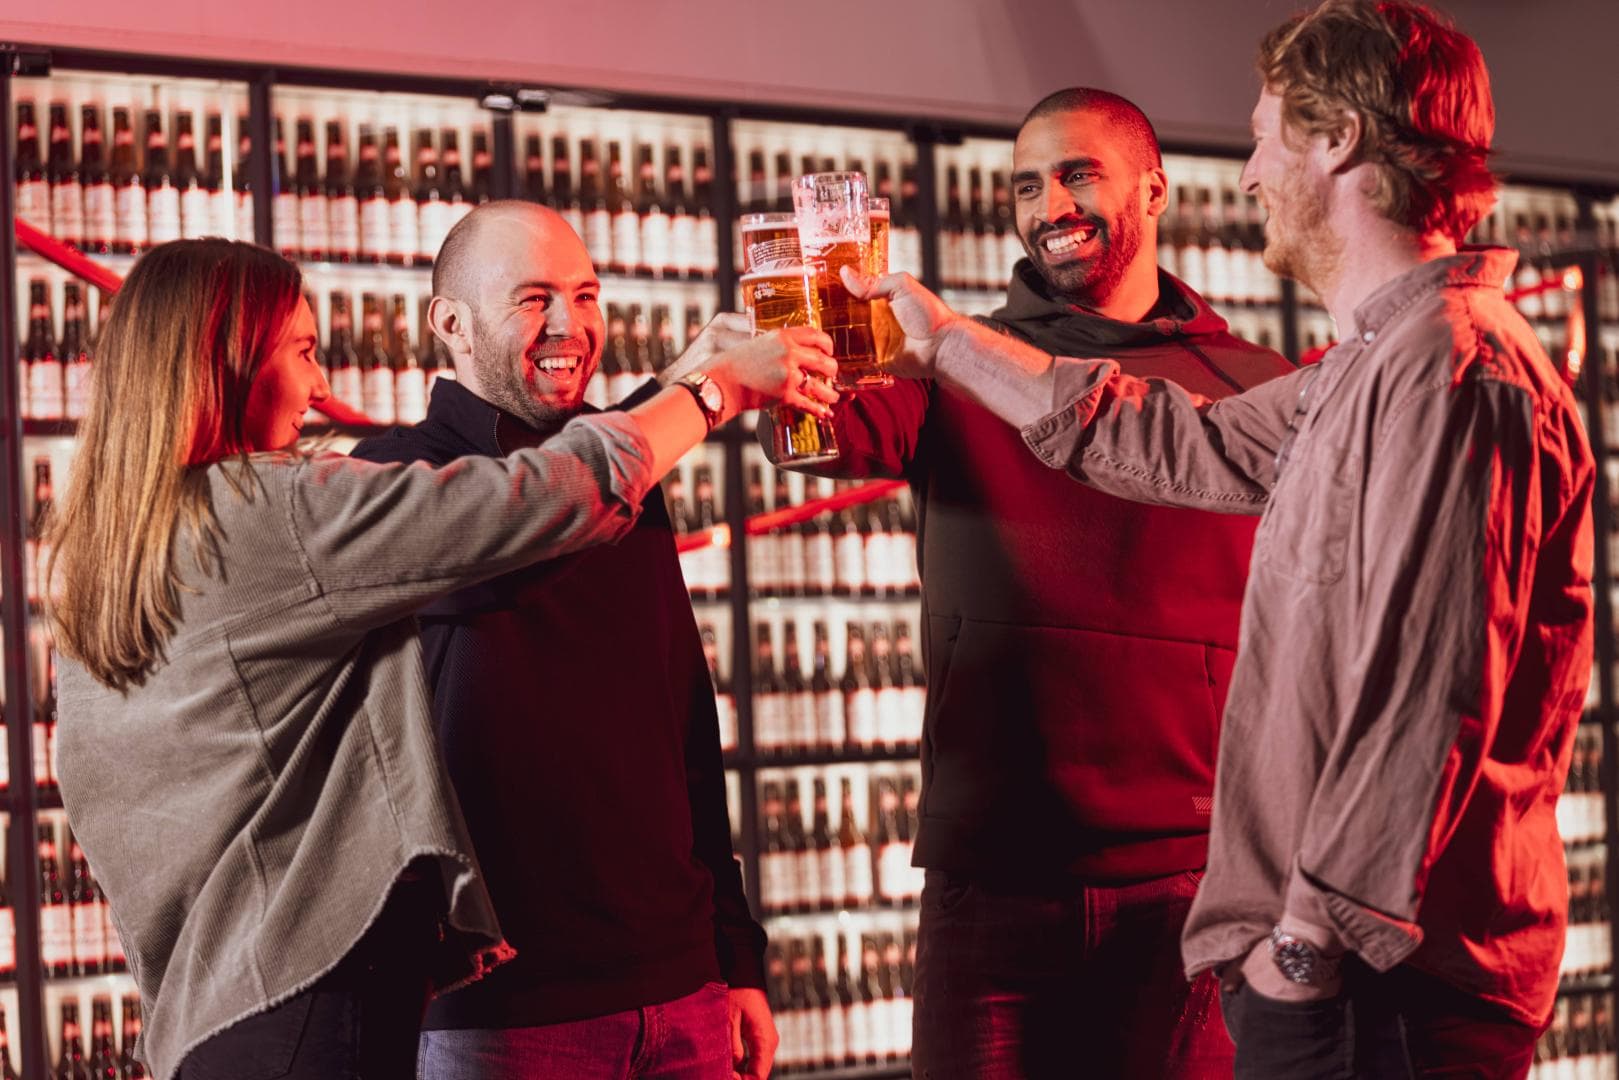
{"left": 1260, "top": 170, "right": 1343, "bottom": 294}
{"left": 468, "top": 309, "right": 594, "bottom": 429}
{"left": 1022, "top": 186, "right": 1144, "bottom": 308}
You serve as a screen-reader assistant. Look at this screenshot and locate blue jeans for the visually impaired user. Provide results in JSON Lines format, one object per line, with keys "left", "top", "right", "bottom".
{"left": 911, "top": 869, "right": 1233, "bottom": 1079}
{"left": 417, "top": 982, "right": 732, "bottom": 1080}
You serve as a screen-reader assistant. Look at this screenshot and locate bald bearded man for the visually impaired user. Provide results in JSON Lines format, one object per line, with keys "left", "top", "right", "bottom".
{"left": 352, "top": 202, "right": 823, "bottom": 1080}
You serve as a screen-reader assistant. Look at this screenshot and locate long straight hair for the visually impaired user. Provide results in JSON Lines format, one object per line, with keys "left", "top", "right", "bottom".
{"left": 49, "top": 239, "right": 303, "bottom": 691}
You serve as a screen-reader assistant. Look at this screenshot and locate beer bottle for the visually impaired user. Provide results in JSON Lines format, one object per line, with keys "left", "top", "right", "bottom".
{"left": 882, "top": 933, "right": 911, "bottom": 1059}
{"left": 843, "top": 623, "right": 878, "bottom": 750}
{"left": 651, "top": 304, "right": 678, "bottom": 375}
{"left": 46, "top": 102, "right": 83, "bottom": 248}
{"left": 682, "top": 304, "right": 705, "bottom": 353}
{"left": 889, "top": 494, "right": 918, "bottom": 593}
{"left": 358, "top": 293, "right": 396, "bottom": 424}
{"left": 326, "top": 292, "right": 363, "bottom": 406}
{"left": 23, "top": 279, "right": 62, "bottom": 422}
{"left": 760, "top": 782, "right": 790, "bottom": 915}
{"left": 40, "top": 823, "right": 73, "bottom": 977}
{"left": 833, "top": 935, "right": 858, "bottom": 1066}
{"left": 79, "top": 105, "right": 114, "bottom": 254}
{"left": 382, "top": 127, "right": 417, "bottom": 266}
{"left": 606, "top": 141, "right": 638, "bottom": 275}
{"left": 38, "top": 643, "right": 59, "bottom": 796}
{"left": 13, "top": 99, "right": 49, "bottom": 230}
{"left": 109, "top": 107, "right": 146, "bottom": 253}
{"left": 325, "top": 120, "right": 359, "bottom": 262}
{"left": 578, "top": 139, "right": 611, "bottom": 266}
{"left": 204, "top": 113, "right": 230, "bottom": 238}
{"left": 292, "top": 117, "right": 327, "bottom": 260}
{"left": 862, "top": 496, "right": 891, "bottom": 595}
{"left": 390, "top": 294, "right": 427, "bottom": 424}
{"left": 354, "top": 126, "right": 388, "bottom": 263}
{"left": 87, "top": 996, "right": 117, "bottom": 1080}
{"left": 764, "top": 942, "right": 794, "bottom": 1066}
{"left": 1183, "top": 186, "right": 1211, "bottom": 297}
{"left": 774, "top": 472, "right": 805, "bottom": 598}
{"left": 783, "top": 621, "right": 815, "bottom": 755}
{"left": 900, "top": 773, "right": 924, "bottom": 900}
{"left": 1201, "top": 187, "right": 1231, "bottom": 305}
{"left": 0, "top": 1004, "right": 16, "bottom": 1080}
{"left": 120, "top": 996, "right": 147, "bottom": 1077}
{"left": 783, "top": 778, "right": 812, "bottom": 912}
{"left": 811, "top": 934, "right": 841, "bottom": 1069}
{"left": 896, "top": 161, "right": 923, "bottom": 276}
{"left": 966, "top": 166, "right": 990, "bottom": 290}
{"left": 599, "top": 304, "right": 629, "bottom": 404}
{"left": 700, "top": 622, "right": 737, "bottom": 753}
{"left": 772, "top": 150, "right": 794, "bottom": 214}
{"left": 637, "top": 143, "right": 668, "bottom": 277}
{"left": 232, "top": 114, "right": 255, "bottom": 243}
{"left": 70, "top": 831, "right": 106, "bottom": 976}
{"left": 174, "top": 111, "right": 208, "bottom": 241}
{"left": 103, "top": 890, "right": 127, "bottom": 973}
{"left": 787, "top": 936, "right": 817, "bottom": 1068}
{"left": 871, "top": 621, "right": 904, "bottom": 749}
{"left": 832, "top": 490, "right": 866, "bottom": 596}
{"left": 55, "top": 1000, "right": 89, "bottom": 1080}
{"left": 415, "top": 130, "right": 448, "bottom": 262}
{"left": 269, "top": 116, "right": 299, "bottom": 257}
{"left": 470, "top": 129, "right": 493, "bottom": 204}
{"left": 664, "top": 145, "right": 695, "bottom": 279}
{"left": 0, "top": 873, "right": 15, "bottom": 981}
{"left": 894, "top": 620, "right": 925, "bottom": 746}
{"left": 994, "top": 169, "right": 1021, "bottom": 284}
{"left": 812, "top": 621, "right": 844, "bottom": 750}
{"left": 691, "top": 145, "right": 719, "bottom": 278}
{"left": 810, "top": 778, "right": 842, "bottom": 913}
{"left": 60, "top": 283, "right": 90, "bottom": 420}
{"left": 693, "top": 464, "right": 726, "bottom": 598}
{"left": 549, "top": 135, "right": 583, "bottom": 237}
{"left": 873, "top": 777, "right": 907, "bottom": 906}
{"left": 752, "top": 621, "right": 787, "bottom": 757}
{"left": 143, "top": 110, "right": 182, "bottom": 246}
{"left": 522, "top": 133, "right": 546, "bottom": 204}
{"left": 745, "top": 149, "right": 769, "bottom": 215}
{"left": 440, "top": 129, "right": 472, "bottom": 231}
{"left": 857, "top": 934, "right": 883, "bottom": 1063}
{"left": 745, "top": 464, "right": 776, "bottom": 597}
{"left": 941, "top": 164, "right": 966, "bottom": 290}
{"left": 804, "top": 480, "right": 836, "bottom": 598}
{"left": 625, "top": 305, "right": 653, "bottom": 392}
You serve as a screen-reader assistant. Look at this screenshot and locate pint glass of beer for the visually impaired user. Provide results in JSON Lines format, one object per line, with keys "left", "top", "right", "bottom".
{"left": 792, "top": 172, "right": 890, "bottom": 390}
{"left": 865, "top": 195, "right": 903, "bottom": 373}
{"left": 741, "top": 263, "right": 841, "bottom": 466}
{"left": 740, "top": 212, "right": 802, "bottom": 273}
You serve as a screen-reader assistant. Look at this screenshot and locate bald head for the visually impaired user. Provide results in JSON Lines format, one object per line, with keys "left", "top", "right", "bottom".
{"left": 431, "top": 199, "right": 587, "bottom": 304}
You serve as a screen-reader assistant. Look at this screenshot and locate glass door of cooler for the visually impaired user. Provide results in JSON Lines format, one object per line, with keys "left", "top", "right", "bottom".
{"left": 932, "top": 136, "right": 1022, "bottom": 317}
{"left": 9, "top": 64, "right": 253, "bottom": 1077}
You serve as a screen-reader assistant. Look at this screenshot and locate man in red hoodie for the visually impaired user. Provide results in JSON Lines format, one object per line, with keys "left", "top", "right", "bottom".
{"left": 760, "top": 89, "right": 1296, "bottom": 1076}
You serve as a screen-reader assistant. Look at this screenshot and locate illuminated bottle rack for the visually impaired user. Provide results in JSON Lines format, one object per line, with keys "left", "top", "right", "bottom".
{"left": 3, "top": 40, "right": 1619, "bottom": 1079}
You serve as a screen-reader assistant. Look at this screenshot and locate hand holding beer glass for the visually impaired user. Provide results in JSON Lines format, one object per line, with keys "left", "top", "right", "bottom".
{"left": 792, "top": 172, "right": 894, "bottom": 390}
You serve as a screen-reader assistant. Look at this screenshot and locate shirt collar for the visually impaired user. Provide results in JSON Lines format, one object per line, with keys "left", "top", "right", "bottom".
{"left": 1350, "top": 245, "right": 1519, "bottom": 342}
{"left": 423, "top": 377, "right": 577, "bottom": 456}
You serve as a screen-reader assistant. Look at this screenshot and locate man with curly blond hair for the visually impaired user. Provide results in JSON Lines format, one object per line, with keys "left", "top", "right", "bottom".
{"left": 832, "top": 2, "right": 1592, "bottom": 1075}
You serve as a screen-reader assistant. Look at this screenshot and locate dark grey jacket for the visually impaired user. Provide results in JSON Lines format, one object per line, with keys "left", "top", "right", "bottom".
{"left": 56, "top": 411, "right": 653, "bottom": 1078}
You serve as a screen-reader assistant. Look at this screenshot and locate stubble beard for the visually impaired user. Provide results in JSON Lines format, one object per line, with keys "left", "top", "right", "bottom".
{"left": 468, "top": 309, "right": 585, "bottom": 429}
{"left": 1261, "top": 172, "right": 1343, "bottom": 296}
{"left": 1025, "top": 188, "right": 1144, "bottom": 310}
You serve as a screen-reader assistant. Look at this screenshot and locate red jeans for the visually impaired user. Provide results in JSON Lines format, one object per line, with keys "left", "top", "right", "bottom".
{"left": 911, "top": 868, "right": 1233, "bottom": 1079}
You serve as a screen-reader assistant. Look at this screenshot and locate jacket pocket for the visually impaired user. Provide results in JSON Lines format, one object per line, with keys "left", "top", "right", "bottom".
{"left": 1255, "top": 445, "right": 1357, "bottom": 587}
{"left": 923, "top": 618, "right": 1222, "bottom": 842}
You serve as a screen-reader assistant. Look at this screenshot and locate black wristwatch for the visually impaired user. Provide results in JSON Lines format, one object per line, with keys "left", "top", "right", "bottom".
{"left": 1268, "top": 925, "right": 1342, "bottom": 985}
{"left": 676, "top": 372, "right": 725, "bottom": 432}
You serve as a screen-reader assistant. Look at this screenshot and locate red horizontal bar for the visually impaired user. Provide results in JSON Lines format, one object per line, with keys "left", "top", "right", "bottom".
{"left": 674, "top": 477, "right": 904, "bottom": 553}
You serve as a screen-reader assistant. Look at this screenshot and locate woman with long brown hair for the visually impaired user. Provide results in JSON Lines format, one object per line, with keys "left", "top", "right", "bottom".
{"left": 48, "top": 238, "right": 835, "bottom": 1079}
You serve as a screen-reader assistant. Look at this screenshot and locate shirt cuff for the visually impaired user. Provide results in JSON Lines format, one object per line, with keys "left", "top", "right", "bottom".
{"left": 1018, "top": 358, "right": 1119, "bottom": 470}
{"left": 1283, "top": 862, "right": 1424, "bottom": 973}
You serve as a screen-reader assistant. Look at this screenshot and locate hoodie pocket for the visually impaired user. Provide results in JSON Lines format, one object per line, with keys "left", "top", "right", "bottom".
{"left": 923, "top": 618, "right": 1221, "bottom": 839}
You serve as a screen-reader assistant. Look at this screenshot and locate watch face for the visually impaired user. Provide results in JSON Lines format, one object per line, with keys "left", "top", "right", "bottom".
{"left": 1271, "top": 936, "right": 1318, "bottom": 984}
{"left": 698, "top": 379, "right": 724, "bottom": 413}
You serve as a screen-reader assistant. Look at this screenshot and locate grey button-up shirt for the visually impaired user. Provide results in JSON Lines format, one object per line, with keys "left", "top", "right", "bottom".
{"left": 1022, "top": 248, "right": 1593, "bottom": 1026}
{"left": 56, "top": 412, "right": 653, "bottom": 1078}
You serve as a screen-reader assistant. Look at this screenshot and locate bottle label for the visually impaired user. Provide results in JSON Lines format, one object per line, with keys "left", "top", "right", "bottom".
{"left": 50, "top": 182, "right": 84, "bottom": 242}
{"left": 878, "top": 841, "right": 910, "bottom": 901}
{"left": 103, "top": 909, "right": 125, "bottom": 963}
{"left": 235, "top": 191, "right": 256, "bottom": 243}
{"left": 418, "top": 200, "right": 451, "bottom": 261}
{"left": 748, "top": 534, "right": 777, "bottom": 593}
{"left": 115, "top": 184, "right": 148, "bottom": 247}
{"left": 359, "top": 197, "right": 390, "bottom": 257}
{"left": 778, "top": 533, "right": 806, "bottom": 593}
{"left": 362, "top": 368, "right": 397, "bottom": 424}
{"left": 180, "top": 187, "right": 212, "bottom": 240}
{"left": 272, "top": 192, "right": 300, "bottom": 252}
{"left": 763, "top": 850, "right": 793, "bottom": 909}
{"left": 561, "top": 205, "right": 585, "bottom": 241}
{"left": 834, "top": 533, "right": 866, "bottom": 591}
{"left": 864, "top": 533, "right": 890, "bottom": 591}
{"left": 806, "top": 533, "right": 836, "bottom": 591}
{"left": 640, "top": 210, "right": 671, "bottom": 274}
{"left": 715, "top": 693, "right": 737, "bottom": 752}
{"left": 668, "top": 213, "right": 696, "bottom": 274}
{"left": 794, "top": 851, "right": 818, "bottom": 909}
{"left": 328, "top": 195, "right": 360, "bottom": 256}
{"left": 394, "top": 369, "right": 428, "bottom": 424}
{"left": 695, "top": 216, "right": 719, "bottom": 275}
{"left": 83, "top": 183, "right": 116, "bottom": 245}
{"left": 29, "top": 360, "right": 64, "bottom": 421}
{"left": 147, "top": 184, "right": 182, "bottom": 244}
{"left": 0, "top": 907, "right": 13, "bottom": 972}
{"left": 826, "top": 1001, "right": 848, "bottom": 1064}
{"left": 16, "top": 178, "right": 50, "bottom": 227}
{"left": 847, "top": 1000, "right": 870, "bottom": 1059}
{"left": 847, "top": 689, "right": 878, "bottom": 746}
{"left": 299, "top": 193, "right": 330, "bottom": 254}
{"left": 330, "top": 366, "right": 363, "bottom": 408}
{"left": 73, "top": 901, "right": 105, "bottom": 967}
{"left": 389, "top": 196, "right": 420, "bottom": 261}
{"left": 818, "top": 846, "right": 845, "bottom": 908}
{"left": 755, "top": 695, "right": 787, "bottom": 749}
{"left": 1206, "top": 244, "right": 1232, "bottom": 304}
{"left": 790, "top": 694, "right": 818, "bottom": 750}
{"left": 583, "top": 210, "right": 613, "bottom": 265}
{"left": 612, "top": 209, "right": 642, "bottom": 270}
{"left": 42, "top": 906, "right": 73, "bottom": 967}
{"left": 844, "top": 842, "right": 873, "bottom": 901}
{"left": 0, "top": 733, "right": 9, "bottom": 791}
{"left": 815, "top": 690, "right": 845, "bottom": 747}
{"left": 877, "top": 690, "right": 906, "bottom": 746}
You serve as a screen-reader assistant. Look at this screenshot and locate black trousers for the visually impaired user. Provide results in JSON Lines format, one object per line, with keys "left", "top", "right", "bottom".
{"left": 1221, "top": 959, "right": 1538, "bottom": 1079}
{"left": 176, "top": 879, "right": 436, "bottom": 1080}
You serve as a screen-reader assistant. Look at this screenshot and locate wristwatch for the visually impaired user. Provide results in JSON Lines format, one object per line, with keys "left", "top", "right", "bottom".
{"left": 1268, "top": 925, "right": 1342, "bottom": 985}
{"left": 677, "top": 372, "right": 725, "bottom": 432}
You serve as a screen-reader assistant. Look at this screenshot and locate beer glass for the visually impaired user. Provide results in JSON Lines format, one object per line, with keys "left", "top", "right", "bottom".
{"left": 792, "top": 172, "right": 890, "bottom": 390}
{"left": 740, "top": 212, "right": 802, "bottom": 273}
{"left": 865, "top": 196, "right": 903, "bottom": 374}
{"left": 741, "top": 264, "right": 841, "bottom": 466}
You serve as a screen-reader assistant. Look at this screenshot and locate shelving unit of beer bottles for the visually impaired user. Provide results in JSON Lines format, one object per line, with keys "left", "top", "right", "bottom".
{"left": 5, "top": 40, "right": 1619, "bottom": 1078}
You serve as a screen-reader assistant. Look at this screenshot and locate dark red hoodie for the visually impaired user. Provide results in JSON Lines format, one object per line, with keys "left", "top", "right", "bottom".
{"left": 763, "top": 262, "right": 1297, "bottom": 881}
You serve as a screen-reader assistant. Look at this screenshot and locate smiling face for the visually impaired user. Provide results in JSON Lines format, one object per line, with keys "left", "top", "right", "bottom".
{"left": 1239, "top": 89, "right": 1342, "bottom": 293}
{"left": 462, "top": 207, "right": 604, "bottom": 427}
{"left": 243, "top": 297, "right": 328, "bottom": 451}
{"left": 1012, "top": 108, "right": 1159, "bottom": 307}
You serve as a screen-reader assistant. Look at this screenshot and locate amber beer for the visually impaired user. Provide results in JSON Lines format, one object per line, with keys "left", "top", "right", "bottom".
{"left": 793, "top": 172, "right": 888, "bottom": 389}
{"left": 865, "top": 196, "right": 901, "bottom": 376}
{"left": 741, "top": 265, "right": 840, "bottom": 466}
{"left": 740, "top": 211, "right": 801, "bottom": 273}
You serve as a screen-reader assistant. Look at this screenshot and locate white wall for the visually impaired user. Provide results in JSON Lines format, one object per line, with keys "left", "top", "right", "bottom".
{"left": 8, "top": 0, "right": 1617, "bottom": 185}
